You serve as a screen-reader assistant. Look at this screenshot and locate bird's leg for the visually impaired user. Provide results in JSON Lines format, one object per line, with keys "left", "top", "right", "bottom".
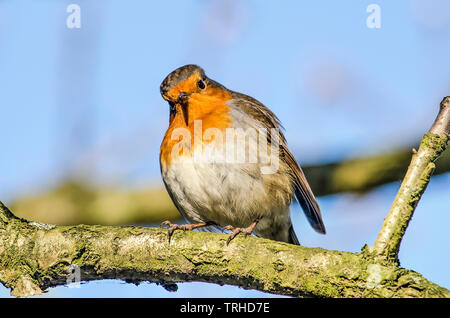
{"left": 223, "top": 219, "right": 261, "bottom": 246}
{"left": 160, "top": 220, "right": 212, "bottom": 243}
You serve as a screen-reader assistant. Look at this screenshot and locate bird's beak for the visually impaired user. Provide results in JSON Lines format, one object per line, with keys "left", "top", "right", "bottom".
{"left": 164, "top": 92, "right": 190, "bottom": 126}
{"left": 177, "top": 92, "right": 190, "bottom": 104}
{"left": 177, "top": 92, "right": 190, "bottom": 126}
{"left": 181, "top": 104, "right": 189, "bottom": 126}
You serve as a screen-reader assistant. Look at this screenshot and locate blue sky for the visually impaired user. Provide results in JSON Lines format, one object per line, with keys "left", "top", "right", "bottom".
{"left": 0, "top": 0, "right": 449, "bottom": 297}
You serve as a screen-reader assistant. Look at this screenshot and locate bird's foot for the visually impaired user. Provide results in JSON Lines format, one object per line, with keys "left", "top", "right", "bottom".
{"left": 222, "top": 219, "right": 260, "bottom": 246}
{"left": 160, "top": 220, "right": 210, "bottom": 243}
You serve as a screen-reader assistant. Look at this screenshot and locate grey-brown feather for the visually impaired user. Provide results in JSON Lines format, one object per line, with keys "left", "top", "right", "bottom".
{"left": 228, "top": 91, "right": 326, "bottom": 235}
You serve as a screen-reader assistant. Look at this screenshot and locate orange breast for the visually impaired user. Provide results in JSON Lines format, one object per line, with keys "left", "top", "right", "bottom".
{"left": 160, "top": 88, "right": 232, "bottom": 166}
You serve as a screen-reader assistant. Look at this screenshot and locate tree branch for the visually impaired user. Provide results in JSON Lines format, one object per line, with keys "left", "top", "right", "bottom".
{"left": 372, "top": 97, "right": 450, "bottom": 261}
{"left": 2, "top": 98, "right": 449, "bottom": 298}
{"left": 0, "top": 201, "right": 448, "bottom": 297}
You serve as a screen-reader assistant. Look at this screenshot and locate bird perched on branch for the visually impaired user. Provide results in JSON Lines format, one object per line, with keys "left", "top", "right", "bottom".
{"left": 159, "top": 64, "right": 325, "bottom": 245}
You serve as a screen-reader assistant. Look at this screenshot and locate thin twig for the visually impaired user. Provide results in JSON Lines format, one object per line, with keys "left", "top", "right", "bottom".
{"left": 372, "top": 97, "right": 450, "bottom": 261}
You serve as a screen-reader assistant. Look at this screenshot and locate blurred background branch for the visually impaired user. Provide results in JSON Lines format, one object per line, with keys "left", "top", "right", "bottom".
{"left": 306, "top": 145, "right": 450, "bottom": 197}
{"left": 9, "top": 146, "right": 450, "bottom": 225}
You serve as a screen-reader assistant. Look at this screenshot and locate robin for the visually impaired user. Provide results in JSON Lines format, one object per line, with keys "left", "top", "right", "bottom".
{"left": 159, "top": 64, "right": 325, "bottom": 245}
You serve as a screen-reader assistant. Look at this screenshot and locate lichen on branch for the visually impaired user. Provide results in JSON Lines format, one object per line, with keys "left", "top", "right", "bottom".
{"left": 0, "top": 201, "right": 448, "bottom": 297}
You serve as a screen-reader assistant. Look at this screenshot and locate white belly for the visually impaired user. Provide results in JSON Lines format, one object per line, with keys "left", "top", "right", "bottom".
{"left": 161, "top": 149, "right": 292, "bottom": 237}
{"left": 163, "top": 159, "right": 260, "bottom": 225}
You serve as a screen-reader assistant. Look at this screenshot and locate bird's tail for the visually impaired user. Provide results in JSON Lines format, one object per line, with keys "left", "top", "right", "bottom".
{"left": 288, "top": 224, "right": 300, "bottom": 245}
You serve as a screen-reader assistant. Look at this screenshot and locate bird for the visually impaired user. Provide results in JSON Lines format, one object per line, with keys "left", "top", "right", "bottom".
{"left": 159, "top": 64, "right": 325, "bottom": 245}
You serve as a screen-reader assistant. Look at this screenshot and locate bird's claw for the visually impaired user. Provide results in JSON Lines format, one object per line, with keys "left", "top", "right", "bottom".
{"left": 223, "top": 225, "right": 253, "bottom": 246}
{"left": 160, "top": 220, "right": 208, "bottom": 243}
{"left": 160, "top": 220, "right": 183, "bottom": 243}
{"left": 222, "top": 225, "right": 234, "bottom": 232}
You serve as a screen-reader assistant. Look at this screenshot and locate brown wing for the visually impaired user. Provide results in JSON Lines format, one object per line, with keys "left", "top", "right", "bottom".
{"left": 282, "top": 145, "right": 326, "bottom": 234}
{"left": 229, "top": 90, "right": 326, "bottom": 234}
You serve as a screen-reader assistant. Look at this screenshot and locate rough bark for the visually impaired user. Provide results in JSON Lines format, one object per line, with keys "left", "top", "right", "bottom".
{"left": 0, "top": 201, "right": 448, "bottom": 298}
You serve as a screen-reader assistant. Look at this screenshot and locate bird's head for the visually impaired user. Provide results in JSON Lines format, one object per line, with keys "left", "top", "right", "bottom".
{"left": 160, "top": 65, "right": 230, "bottom": 125}
{"left": 160, "top": 64, "right": 210, "bottom": 105}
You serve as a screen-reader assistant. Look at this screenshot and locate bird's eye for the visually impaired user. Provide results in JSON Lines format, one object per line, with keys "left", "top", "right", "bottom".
{"left": 197, "top": 80, "right": 206, "bottom": 89}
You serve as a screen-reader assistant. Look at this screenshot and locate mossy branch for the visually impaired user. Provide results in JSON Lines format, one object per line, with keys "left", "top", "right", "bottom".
{"left": 0, "top": 201, "right": 448, "bottom": 297}
{"left": 372, "top": 97, "right": 450, "bottom": 261}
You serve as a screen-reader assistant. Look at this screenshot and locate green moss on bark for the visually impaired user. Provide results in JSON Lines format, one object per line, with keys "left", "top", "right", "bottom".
{"left": 1, "top": 202, "right": 448, "bottom": 297}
